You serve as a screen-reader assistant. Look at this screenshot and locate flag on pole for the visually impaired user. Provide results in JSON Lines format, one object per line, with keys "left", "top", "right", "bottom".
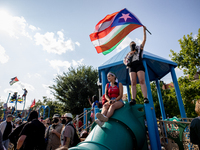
{"left": 9, "top": 77, "right": 19, "bottom": 86}
{"left": 90, "top": 8, "right": 143, "bottom": 55}
{"left": 30, "top": 99, "right": 35, "bottom": 108}
{"left": 17, "top": 97, "right": 23, "bottom": 103}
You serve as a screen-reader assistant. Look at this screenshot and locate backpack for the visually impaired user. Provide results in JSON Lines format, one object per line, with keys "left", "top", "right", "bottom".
{"left": 124, "top": 54, "right": 133, "bottom": 67}
{"left": 68, "top": 124, "right": 81, "bottom": 147}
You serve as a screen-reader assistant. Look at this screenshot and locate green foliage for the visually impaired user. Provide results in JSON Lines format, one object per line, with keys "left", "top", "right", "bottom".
{"left": 32, "top": 97, "right": 65, "bottom": 118}
{"left": 170, "top": 28, "right": 200, "bottom": 77}
{"left": 178, "top": 76, "right": 200, "bottom": 118}
{"left": 135, "top": 81, "right": 180, "bottom": 119}
{"left": 0, "top": 102, "right": 4, "bottom": 119}
{"left": 50, "top": 65, "right": 99, "bottom": 115}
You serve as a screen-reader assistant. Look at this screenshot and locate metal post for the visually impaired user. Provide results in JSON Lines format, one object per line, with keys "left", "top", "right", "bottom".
{"left": 101, "top": 70, "right": 107, "bottom": 95}
{"left": 83, "top": 108, "right": 86, "bottom": 129}
{"left": 126, "top": 84, "right": 131, "bottom": 102}
{"left": 6, "top": 93, "right": 11, "bottom": 103}
{"left": 170, "top": 66, "right": 186, "bottom": 118}
{"left": 155, "top": 78, "right": 166, "bottom": 120}
{"left": 94, "top": 105, "right": 99, "bottom": 120}
{"left": 15, "top": 94, "right": 19, "bottom": 117}
{"left": 22, "top": 96, "right": 26, "bottom": 115}
{"left": 143, "top": 60, "right": 161, "bottom": 150}
{"left": 86, "top": 110, "right": 88, "bottom": 129}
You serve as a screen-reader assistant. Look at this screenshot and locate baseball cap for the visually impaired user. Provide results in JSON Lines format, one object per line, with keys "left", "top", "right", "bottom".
{"left": 15, "top": 118, "right": 21, "bottom": 123}
{"left": 64, "top": 113, "right": 73, "bottom": 119}
{"left": 7, "top": 114, "right": 14, "bottom": 118}
{"left": 53, "top": 114, "right": 60, "bottom": 118}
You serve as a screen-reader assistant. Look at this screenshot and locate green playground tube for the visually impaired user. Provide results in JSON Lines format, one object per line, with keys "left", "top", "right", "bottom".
{"left": 69, "top": 103, "right": 148, "bottom": 150}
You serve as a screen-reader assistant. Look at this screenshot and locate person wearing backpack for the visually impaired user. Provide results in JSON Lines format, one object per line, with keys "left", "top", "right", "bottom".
{"left": 123, "top": 26, "right": 149, "bottom": 105}
{"left": 16, "top": 111, "right": 46, "bottom": 150}
{"left": 60, "top": 113, "right": 80, "bottom": 148}
{"left": 46, "top": 114, "right": 63, "bottom": 150}
{"left": 95, "top": 72, "right": 124, "bottom": 127}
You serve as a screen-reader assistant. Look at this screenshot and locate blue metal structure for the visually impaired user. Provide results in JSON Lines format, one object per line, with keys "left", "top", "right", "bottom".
{"left": 98, "top": 46, "right": 187, "bottom": 150}
{"left": 38, "top": 105, "right": 50, "bottom": 118}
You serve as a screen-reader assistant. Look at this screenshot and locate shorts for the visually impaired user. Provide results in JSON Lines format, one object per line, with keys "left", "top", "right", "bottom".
{"left": 129, "top": 63, "right": 145, "bottom": 73}
{"left": 111, "top": 97, "right": 124, "bottom": 104}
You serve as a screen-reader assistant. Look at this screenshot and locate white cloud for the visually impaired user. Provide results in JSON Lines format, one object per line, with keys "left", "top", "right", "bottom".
{"left": 72, "top": 58, "right": 84, "bottom": 66}
{"left": 0, "top": 10, "right": 32, "bottom": 39}
{"left": 116, "top": 36, "right": 132, "bottom": 53}
{"left": 42, "top": 84, "right": 52, "bottom": 97}
{"left": 0, "top": 45, "right": 9, "bottom": 64}
{"left": 34, "top": 30, "right": 78, "bottom": 54}
{"left": 116, "top": 37, "right": 142, "bottom": 53}
{"left": 47, "top": 59, "right": 84, "bottom": 73}
{"left": 194, "top": 34, "right": 197, "bottom": 40}
{"left": 47, "top": 59, "right": 71, "bottom": 72}
{"left": 27, "top": 73, "right": 41, "bottom": 78}
{"left": 75, "top": 42, "right": 80, "bottom": 47}
{"left": 4, "top": 82, "right": 35, "bottom": 96}
{"left": 29, "top": 25, "right": 40, "bottom": 31}
{"left": 135, "top": 38, "right": 142, "bottom": 45}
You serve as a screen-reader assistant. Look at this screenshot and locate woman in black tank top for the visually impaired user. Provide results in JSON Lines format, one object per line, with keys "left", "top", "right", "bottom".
{"left": 128, "top": 26, "right": 149, "bottom": 105}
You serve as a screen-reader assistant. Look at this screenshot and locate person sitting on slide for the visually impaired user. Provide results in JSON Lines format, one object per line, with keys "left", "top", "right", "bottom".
{"left": 95, "top": 72, "right": 124, "bottom": 127}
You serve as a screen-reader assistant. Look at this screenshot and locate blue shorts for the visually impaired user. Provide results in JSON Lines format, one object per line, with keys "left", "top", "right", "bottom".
{"left": 111, "top": 97, "right": 124, "bottom": 104}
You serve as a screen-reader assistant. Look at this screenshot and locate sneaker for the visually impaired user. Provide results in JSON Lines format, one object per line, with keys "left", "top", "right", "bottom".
{"left": 96, "top": 113, "right": 108, "bottom": 122}
{"left": 129, "top": 99, "right": 136, "bottom": 105}
{"left": 95, "top": 119, "right": 104, "bottom": 127}
{"left": 144, "top": 98, "right": 149, "bottom": 104}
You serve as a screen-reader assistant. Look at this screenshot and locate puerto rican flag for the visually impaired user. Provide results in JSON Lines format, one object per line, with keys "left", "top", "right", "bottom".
{"left": 90, "top": 8, "right": 143, "bottom": 55}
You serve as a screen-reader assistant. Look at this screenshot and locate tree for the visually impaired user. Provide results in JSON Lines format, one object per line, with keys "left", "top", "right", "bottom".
{"left": 170, "top": 28, "right": 200, "bottom": 77}
{"left": 50, "top": 65, "right": 99, "bottom": 115}
{"left": 134, "top": 81, "right": 180, "bottom": 119}
{"left": 178, "top": 76, "right": 200, "bottom": 118}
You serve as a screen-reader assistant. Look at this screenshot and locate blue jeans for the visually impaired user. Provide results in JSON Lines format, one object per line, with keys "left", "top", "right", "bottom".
{"left": 2, "top": 139, "right": 9, "bottom": 150}
{"left": 111, "top": 97, "right": 124, "bottom": 104}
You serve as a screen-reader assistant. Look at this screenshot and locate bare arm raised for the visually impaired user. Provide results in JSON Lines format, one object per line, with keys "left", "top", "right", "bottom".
{"left": 141, "top": 26, "right": 146, "bottom": 50}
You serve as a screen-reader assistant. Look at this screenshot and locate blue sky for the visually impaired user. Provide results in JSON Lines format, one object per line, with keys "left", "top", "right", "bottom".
{"left": 0, "top": 0, "right": 199, "bottom": 109}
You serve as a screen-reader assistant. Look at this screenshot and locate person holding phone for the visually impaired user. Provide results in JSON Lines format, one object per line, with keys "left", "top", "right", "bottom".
{"left": 95, "top": 72, "right": 124, "bottom": 127}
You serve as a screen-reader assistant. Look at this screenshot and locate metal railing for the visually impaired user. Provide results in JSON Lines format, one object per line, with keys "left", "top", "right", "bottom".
{"left": 158, "top": 119, "right": 199, "bottom": 150}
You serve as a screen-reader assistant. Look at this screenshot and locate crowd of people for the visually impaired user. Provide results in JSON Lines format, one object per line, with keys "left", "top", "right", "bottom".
{"left": 0, "top": 110, "right": 84, "bottom": 150}
{"left": 0, "top": 26, "right": 152, "bottom": 149}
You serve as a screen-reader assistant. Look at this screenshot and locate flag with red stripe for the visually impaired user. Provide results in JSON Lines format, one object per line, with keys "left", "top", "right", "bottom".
{"left": 9, "top": 77, "right": 19, "bottom": 86}
{"left": 90, "top": 8, "right": 143, "bottom": 55}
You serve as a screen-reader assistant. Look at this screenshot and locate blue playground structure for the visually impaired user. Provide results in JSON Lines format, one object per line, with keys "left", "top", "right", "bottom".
{"left": 3, "top": 91, "right": 28, "bottom": 120}
{"left": 38, "top": 105, "right": 50, "bottom": 119}
{"left": 70, "top": 46, "right": 188, "bottom": 150}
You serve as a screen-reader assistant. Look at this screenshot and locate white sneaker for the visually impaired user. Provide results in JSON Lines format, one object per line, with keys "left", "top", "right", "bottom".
{"left": 96, "top": 113, "right": 108, "bottom": 122}
{"left": 95, "top": 119, "right": 104, "bottom": 127}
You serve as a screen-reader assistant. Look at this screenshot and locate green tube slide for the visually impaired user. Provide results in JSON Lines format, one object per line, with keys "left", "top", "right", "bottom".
{"left": 69, "top": 103, "right": 148, "bottom": 150}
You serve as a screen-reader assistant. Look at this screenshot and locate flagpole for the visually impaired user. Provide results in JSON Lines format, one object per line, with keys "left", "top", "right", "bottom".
{"left": 15, "top": 94, "right": 19, "bottom": 117}
{"left": 22, "top": 95, "right": 26, "bottom": 115}
{"left": 6, "top": 93, "right": 11, "bottom": 104}
{"left": 146, "top": 28, "right": 152, "bottom": 35}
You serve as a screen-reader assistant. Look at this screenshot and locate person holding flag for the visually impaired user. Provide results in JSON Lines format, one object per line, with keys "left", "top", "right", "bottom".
{"left": 124, "top": 26, "right": 149, "bottom": 105}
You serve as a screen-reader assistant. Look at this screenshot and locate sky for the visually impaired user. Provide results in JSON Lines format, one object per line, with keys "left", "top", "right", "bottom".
{"left": 0, "top": 0, "right": 199, "bottom": 110}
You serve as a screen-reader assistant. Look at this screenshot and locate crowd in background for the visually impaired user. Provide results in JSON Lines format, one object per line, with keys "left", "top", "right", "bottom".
{"left": 0, "top": 110, "right": 87, "bottom": 150}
